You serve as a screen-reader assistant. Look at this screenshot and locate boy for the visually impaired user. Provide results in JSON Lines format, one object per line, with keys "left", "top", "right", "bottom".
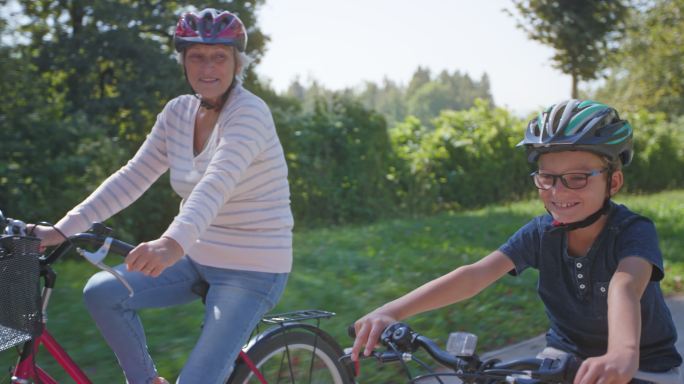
{"left": 351, "top": 99, "right": 682, "bottom": 383}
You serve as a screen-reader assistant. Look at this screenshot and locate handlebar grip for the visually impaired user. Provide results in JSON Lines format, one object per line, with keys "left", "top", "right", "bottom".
{"left": 108, "top": 238, "right": 134, "bottom": 257}
{"left": 43, "top": 232, "right": 133, "bottom": 265}
{"left": 376, "top": 351, "right": 402, "bottom": 363}
{"left": 348, "top": 325, "right": 356, "bottom": 339}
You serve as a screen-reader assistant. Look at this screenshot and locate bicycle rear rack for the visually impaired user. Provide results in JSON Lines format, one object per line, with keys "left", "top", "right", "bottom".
{"left": 261, "top": 309, "right": 335, "bottom": 325}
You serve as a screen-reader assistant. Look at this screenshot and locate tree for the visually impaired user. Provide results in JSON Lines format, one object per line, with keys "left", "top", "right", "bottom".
{"left": 12, "top": 1, "right": 266, "bottom": 138}
{"left": 279, "top": 94, "right": 395, "bottom": 225}
{"left": 0, "top": 1, "right": 267, "bottom": 240}
{"left": 508, "top": 0, "right": 629, "bottom": 98}
{"left": 407, "top": 81, "right": 454, "bottom": 123}
{"left": 405, "top": 70, "right": 495, "bottom": 125}
{"left": 356, "top": 78, "right": 406, "bottom": 126}
{"left": 594, "top": 0, "right": 684, "bottom": 116}
{"left": 406, "top": 66, "right": 432, "bottom": 96}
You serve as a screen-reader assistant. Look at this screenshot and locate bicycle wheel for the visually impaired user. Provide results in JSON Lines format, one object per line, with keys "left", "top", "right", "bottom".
{"left": 228, "top": 329, "right": 352, "bottom": 384}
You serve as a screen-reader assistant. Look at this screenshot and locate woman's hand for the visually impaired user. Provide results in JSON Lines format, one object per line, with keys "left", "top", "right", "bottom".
{"left": 350, "top": 310, "right": 398, "bottom": 362}
{"left": 126, "top": 237, "right": 184, "bottom": 277}
{"left": 30, "top": 224, "right": 66, "bottom": 250}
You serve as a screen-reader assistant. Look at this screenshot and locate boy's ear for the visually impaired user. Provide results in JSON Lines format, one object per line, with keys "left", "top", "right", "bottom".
{"left": 609, "top": 170, "right": 624, "bottom": 197}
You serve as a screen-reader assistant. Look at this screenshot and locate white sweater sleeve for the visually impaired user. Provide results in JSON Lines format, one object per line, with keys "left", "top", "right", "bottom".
{"left": 55, "top": 107, "right": 170, "bottom": 237}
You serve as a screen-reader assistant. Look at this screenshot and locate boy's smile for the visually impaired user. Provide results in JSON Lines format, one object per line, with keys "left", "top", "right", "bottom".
{"left": 537, "top": 151, "right": 618, "bottom": 224}
{"left": 551, "top": 201, "right": 580, "bottom": 209}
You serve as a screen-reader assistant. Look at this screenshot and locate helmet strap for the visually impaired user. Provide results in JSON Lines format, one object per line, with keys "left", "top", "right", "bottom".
{"left": 197, "top": 80, "right": 235, "bottom": 110}
{"left": 546, "top": 198, "right": 611, "bottom": 235}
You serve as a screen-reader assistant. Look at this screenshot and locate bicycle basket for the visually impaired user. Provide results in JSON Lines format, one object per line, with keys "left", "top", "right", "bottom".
{"left": 0, "top": 235, "right": 42, "bottom": 351}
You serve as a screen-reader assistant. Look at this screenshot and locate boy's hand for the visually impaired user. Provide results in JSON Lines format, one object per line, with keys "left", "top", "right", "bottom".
{"left": 573, "top": 350, "right": 637, "bottom": 384}
{"left": 350, "top": 311, "right": 397, "bottom": 361}
{"left": 126, "top": 237, "right": 184, "bottom": 277}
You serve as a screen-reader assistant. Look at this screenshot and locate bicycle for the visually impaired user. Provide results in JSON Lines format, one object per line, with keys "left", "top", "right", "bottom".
{"left": 343, "top": 322, "right": 679, "bottom": 384}
{"left": 0, "top": 209, "right": 354, "bottom": 384}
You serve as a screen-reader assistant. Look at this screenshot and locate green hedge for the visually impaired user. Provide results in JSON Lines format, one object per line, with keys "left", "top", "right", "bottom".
{"left": 388, "top": 99, "right": 531, "bottom": 213}
{"left": 378, "top": 101, "right": 684, "bottom": 219}
{"left": 4, "top": 93, "right": 683, "bottom": 236}
{"left": 623, "top": 112, "right": 684, "bottom": 192}
{"left": 278, "top": 96, "right": 396, "bottom": 226}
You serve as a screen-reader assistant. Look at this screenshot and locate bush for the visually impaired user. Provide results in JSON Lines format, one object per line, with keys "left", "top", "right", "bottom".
{"left": 278, "top": 95, "right": 396, "bottom": 226}
{"left": 623, "top": 111, "right": 684, "bottom": 191}
{"left": 386, "top": 102, "right": 684, "bottom": 218}
{"left": 389, "top": 99, "right": 531, "bottom": 214}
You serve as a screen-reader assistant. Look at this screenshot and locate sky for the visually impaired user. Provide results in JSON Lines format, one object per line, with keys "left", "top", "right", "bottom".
{"left": 255, "top": 0, "right": 573, "bottom": 116}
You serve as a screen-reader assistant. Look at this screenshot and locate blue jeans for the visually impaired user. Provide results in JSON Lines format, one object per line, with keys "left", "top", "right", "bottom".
{"left": 83, "top": 256, "right": 288, "bottom": 384}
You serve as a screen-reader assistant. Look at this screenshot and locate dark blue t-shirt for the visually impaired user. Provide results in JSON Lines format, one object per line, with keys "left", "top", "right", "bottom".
{"left": 499, "top": 202, "right": 682, "bottom": 372}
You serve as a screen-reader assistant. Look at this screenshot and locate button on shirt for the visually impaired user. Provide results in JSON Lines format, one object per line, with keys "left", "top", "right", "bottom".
{"left": 499, "top": 203, "right": 681, "bottom": 372}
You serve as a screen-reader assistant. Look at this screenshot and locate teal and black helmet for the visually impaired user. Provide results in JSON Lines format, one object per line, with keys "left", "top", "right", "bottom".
{"left": 518, "top": 99, "right": 633, "bottom": 167}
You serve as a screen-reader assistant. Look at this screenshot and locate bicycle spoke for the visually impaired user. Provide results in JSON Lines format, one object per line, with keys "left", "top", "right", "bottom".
{"left": 286, "top": 342, "right": 296, "bottom": 383}
{"left": 230, "top": 330, "right": 349, "bottom": 384}
{"left": 306, "top": 331, "right": 320, "bottom": 384}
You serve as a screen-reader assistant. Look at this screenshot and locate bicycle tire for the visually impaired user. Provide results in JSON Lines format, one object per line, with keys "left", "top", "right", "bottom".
{"left": 228, "top": 328, "right": 352, "bottom": 384}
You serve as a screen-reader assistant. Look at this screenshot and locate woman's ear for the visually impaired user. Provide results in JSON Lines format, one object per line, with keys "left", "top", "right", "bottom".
{"left": 609, "top": 170, "right": 624, "bottom": 197}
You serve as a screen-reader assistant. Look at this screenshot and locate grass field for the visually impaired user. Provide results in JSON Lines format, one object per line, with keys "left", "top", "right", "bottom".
{"left": 2, "top": 190, "right": 682, "bottom": 382}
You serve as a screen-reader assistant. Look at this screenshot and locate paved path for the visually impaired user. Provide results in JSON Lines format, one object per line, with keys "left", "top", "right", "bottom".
{"left": 481, "top": 295, "right": 684, "bottom": 361}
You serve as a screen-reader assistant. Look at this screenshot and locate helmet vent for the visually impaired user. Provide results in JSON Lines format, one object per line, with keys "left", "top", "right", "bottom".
{"left": 187, "top": 17, "right": 197, "bottom": 32}
{"left": 549, "top": 107, "right": 563, "bottom": 136}
{"left": 518, "top": 99, "right": 634, "bottom": 167}
{"left": 174, "top": 9, "right": 247, "bottom": 52}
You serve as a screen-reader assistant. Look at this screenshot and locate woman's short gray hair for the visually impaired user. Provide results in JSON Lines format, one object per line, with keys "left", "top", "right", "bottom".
{"left": 177, "top": 46, "right": 252, "bottom": 82}
{"left": 233, "top": 50, "right": 252, "bottom": 81}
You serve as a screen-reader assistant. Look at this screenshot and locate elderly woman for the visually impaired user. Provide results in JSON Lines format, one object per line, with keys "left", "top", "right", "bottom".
{"left": 34, "top": 8, "right": 292, "bottom": 384}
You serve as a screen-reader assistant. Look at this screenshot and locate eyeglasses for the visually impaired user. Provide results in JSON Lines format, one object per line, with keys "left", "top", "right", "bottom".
{"left": 530, "top": 168, "right": 608, "bottom": 190}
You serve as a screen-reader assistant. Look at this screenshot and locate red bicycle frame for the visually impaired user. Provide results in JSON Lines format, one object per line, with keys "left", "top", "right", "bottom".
{"left": 12, "top": 329, "right": 91, "bottom": 384}
{"left": 12, "top": 328, "right": 267, "bottom": 384}
{"left": 7, "top": 229, "right": 271, "bottom": 384}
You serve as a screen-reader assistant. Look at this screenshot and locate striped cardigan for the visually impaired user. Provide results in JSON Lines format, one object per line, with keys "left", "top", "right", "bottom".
{"left": 56, "top": 86, "right": 293, "bottom": 273}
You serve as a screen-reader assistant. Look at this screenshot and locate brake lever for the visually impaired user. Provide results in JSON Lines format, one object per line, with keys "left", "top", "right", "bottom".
{"left": 77, "top": 237, "right": 134, "bottom": 297}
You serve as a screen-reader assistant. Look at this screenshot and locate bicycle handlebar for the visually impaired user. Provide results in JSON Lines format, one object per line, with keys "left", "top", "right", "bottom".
{"left": 348, "top": 322, "right": 581, "bottom": 383}
{"left": 1, "top": 212, "right": 136, "bottom": 296}
{"left": 52, "top": 229, "right": 136, "bottom": 297}
{"left": 348, "top": 323, "right": 476, "bottom": 370}
{"left": 44, "top": 231, "right": 134, "bottom": 264}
